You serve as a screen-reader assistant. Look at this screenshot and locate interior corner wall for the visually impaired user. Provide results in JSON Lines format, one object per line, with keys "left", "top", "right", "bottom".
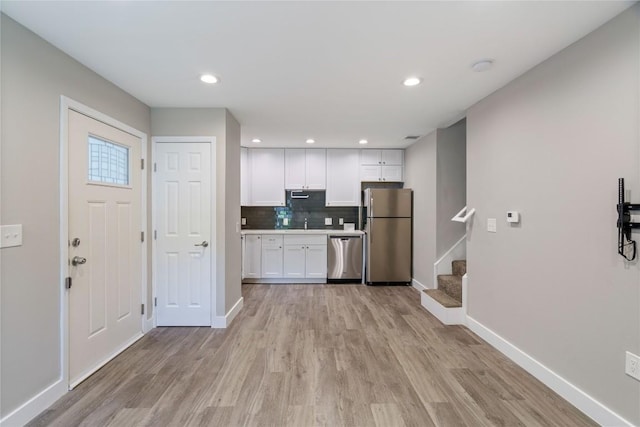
{"left": 466, "top": 6, "right": 640, "bottom": 424}
{"left": 224, "top": 111, "right": 242, "bottom": 313}
{"left": 436, "top": 120, "right": 466, "bottom": 257}
{"left": 0, "top": 14, "right": 151, "bottom": 419}
{"left": 404, "top": 131, "right": 437, "bottom": 288}
{"left": 149, "top": 107, "right": 241, "bottom": 319}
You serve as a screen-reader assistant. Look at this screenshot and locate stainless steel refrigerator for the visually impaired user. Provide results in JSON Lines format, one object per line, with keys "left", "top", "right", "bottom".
{"left": 364, "top": 188, "right": 412, "bottom": 284}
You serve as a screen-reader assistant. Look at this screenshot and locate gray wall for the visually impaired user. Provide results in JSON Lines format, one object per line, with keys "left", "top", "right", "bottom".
{"left": 404, "top": 131, "right": 437, "bottom": 288}
{"left": 150, "top": 108, "right": 242, "bottom": 317}
{"left": 436, "top": 120, "right": 466, "bottom": 257}
{"left": 224, "top": 112, "right": 242, "bottom": 313}
{"left": 0, "top": 14, "right": 151, "bottom": 418}
{"left": 466, "top": 7, "right": 640, "bottom": 424}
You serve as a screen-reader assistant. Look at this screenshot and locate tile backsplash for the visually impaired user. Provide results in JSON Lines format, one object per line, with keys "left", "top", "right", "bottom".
{"left": 241, "top": 191, "right": 359, "bottom": 230}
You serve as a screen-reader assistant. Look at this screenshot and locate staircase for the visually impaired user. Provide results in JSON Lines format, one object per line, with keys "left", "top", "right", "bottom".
{"left": 420, "top": 260, "right": 466, "bottom": 325}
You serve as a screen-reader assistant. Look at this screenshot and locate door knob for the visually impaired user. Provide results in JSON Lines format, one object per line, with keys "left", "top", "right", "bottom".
{"left": 195, "top": 241, "right": 209, "bottom": 248}
{"left": 72, "top": 256, "right": 87, "bottom": 266}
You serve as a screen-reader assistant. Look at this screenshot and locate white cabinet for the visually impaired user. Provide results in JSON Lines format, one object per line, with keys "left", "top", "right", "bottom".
{"left": 283, "top": 245, "right": 306, "bottom": 278}
{"left": 243, "top": 234, "right": 262, "bottom": 279}
{"left": 360, "top": 149, "right": 403, "bottom": 165}
{"left": 359, "top": 149, "right": 404, "bottom": 182}
{"left": 305, "top": 244, "right": 328, "bottom": 278}
{"left": 241, "top": 147, "right": 250, "bottom": 206}
{"left": 249, "top": 148, "right": 285, "bottom": 206}
{"left": 261, "top": 235, "right": 283, "bottom": 278}
{"left": 285, "top": 149, "right": 326, "bottom": 189}
{"left": 326, "top": 149, "right": 360, "bottom": 206}
{"left": 283, "top": 235, "right": 327, "bottom": 280}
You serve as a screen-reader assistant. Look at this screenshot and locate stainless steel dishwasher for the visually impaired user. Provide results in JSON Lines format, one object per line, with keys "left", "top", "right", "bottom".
{"left": 327, "top": 235, "right": 363, "bottom": 281}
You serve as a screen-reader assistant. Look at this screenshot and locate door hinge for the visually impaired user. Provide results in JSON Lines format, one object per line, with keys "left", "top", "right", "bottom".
{"left": 153, "top": 163, "right": 157, "bottom": 172}
{"left": 154, "top": 230, "right": 157, "bottom": 240}
{"left": 154, "top": 297, "right": 157, "bottom": 307}
{"left": 141, "top": 304, "right": 145, "bottom": 315}
{"left": 141, "top": 159, "right": 145, "bottom": 170}
{"left": 65, "top": 277, "right": 72, "bottom": 289}
{"left": 141, "top": 231, "right": 145, "bottom": 242}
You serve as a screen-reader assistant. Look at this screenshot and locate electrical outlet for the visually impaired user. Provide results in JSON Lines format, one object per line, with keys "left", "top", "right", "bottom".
{"left": 339, "top": 218, "right": 344, "bottom": 225}
{"left": 241, "top": 217, "right": 247, "bottom": 225}
{"left": 626, "top": 351, "right": 640, "bottom": 381}
{"left": 283, "top": 218, "right": 289, "bottom": 226}
{"left": 0, "top": 224, "right": 22, "bottom": 248}
{"left": 325, "top": 218, "right": 333, "bottom": 226}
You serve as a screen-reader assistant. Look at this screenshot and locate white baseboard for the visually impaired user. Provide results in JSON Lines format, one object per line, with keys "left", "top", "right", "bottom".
{"left": 466, "top": 316, "right": 633, "bottom": 427}
{"left": 420, "top": 292, "right": 465, "bottom": 325}
{"left": 212, "top": 297, "right": 244, "bottom": 329}
{"left": 411, "top": 278, "right": 429, "bottom": 291}
{"left": 0, "top": 379, "right": 66, "bottom": 427}
{"left": 144, "top": 316, "right": 155, "bottom": 333}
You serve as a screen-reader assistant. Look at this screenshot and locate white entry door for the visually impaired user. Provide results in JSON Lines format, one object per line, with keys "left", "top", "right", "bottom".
{"left": 68, "top": 110, "right": 143, "bottom": 387}
{"left": 155, "top": 142, "right": 212, "bottom": 326}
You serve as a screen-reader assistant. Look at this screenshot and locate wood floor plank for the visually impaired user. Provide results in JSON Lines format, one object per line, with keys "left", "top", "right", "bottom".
{"left": 28, "top": 284, "right": 597, "bottom": 427}
{"left": 371, "top": 402, "right": 407, "bottom": 427}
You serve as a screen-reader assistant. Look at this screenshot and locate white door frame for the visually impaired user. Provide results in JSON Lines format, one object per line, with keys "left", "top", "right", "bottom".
{"left": 59, "top": 96, "right": 148, "bottom": 390}
{"left": 151, "top": 136, "right": 217, "bottom": 327}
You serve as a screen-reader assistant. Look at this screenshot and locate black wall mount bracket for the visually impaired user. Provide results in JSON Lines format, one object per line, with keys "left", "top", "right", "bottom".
{"left": 617, "top": 178, "right": 640, "bottom": 261}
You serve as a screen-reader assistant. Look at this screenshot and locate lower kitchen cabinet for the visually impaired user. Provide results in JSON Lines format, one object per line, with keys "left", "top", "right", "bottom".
{"left": 261, "top": 235, "right": 284, "bottom": 278}
{"left": 283, "top": 245, "right": 306, "bottom": 278}
{"left": 305, "top": 244, "right": 327, "bottom": 278}
{"left": 242, "top": 233, "right": 328, "bottom": 282}
{"left": 283, "top": 235, "right": 327, "bottom": 280}
{"left": 243, "top": 234, "right": 262, "bottom": 279}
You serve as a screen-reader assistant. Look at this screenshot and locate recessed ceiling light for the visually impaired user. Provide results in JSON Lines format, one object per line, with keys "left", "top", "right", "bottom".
{"left": 471, "top": 59, "right": 494, "bottom": 72}
{"left": 359, "top": 139, "right": 368, "bottom": 145}
{"left": 305, "top": 139, "right": 315, "bottom": 144}
{"left": 403, "top": 77, "right": 422, "bottom": 87}
{"left": 200, "top": 74, "right": 219, "bottom": 84}
{"left": 251, "top": 138, "right": 261, "bottom": 143}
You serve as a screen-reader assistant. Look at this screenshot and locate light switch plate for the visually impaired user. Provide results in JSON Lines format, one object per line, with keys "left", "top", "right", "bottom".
{"left": 487, "top": 218, "right": 497, "bottom": 233}
{"left": 1, "top": 224, "right": 23, "bottom": 248}
{"left": 325, "top": 218, "right": 333, "bottom": 225}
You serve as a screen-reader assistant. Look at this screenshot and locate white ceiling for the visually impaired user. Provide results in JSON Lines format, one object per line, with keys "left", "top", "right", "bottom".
{"left": 1, "top": 1, "right": 634, "bottom": 148}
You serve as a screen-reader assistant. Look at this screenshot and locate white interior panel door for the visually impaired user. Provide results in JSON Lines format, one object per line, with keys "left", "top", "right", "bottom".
{"left": 68, "top": 110, "right": 143, "bottom": 388}
{"left": 155, "top": 142, "right": 212, "bottom": 326}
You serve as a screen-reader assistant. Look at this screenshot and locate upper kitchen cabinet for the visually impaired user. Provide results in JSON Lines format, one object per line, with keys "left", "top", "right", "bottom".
{"left": 360, "top": 149, "right": 404, "bottom": 166}
{"left": 285, "top": 149, "right": 326, "bottom": 190}
{"left": 249, "top": 148, "right": 285, "bottom": 206}
{"left": 241, "top": 147, "right": 250, "bottom": 206}
{"left": 360, "top": 149, "right": 404, "bottom": 182}
{"left": 326, "top": 149, "right": 360, "bottom": 206}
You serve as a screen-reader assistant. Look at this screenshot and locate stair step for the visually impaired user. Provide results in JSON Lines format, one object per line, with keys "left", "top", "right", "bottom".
{"left": 437, "top": 275, "right": 462, "bottom": 302}
{"left": 452, "top": 259, "right": 466, "bottom": 277}
{"left": 424, "top": 289, "right": 462, "bottom": 308}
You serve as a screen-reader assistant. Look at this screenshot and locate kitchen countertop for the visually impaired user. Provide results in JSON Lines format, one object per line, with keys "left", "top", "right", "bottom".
{"left": 241, "top": 229, "right": 364, "bottom": 236}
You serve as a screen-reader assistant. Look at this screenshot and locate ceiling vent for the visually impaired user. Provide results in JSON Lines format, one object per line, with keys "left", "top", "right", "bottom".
{"left": 404, "top": 135, "right": 420, "bottom": 140}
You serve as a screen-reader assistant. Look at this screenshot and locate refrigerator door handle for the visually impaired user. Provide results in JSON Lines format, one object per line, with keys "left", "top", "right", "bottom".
{"left": 370, "top": 198, "right": 373, "bottom": 218}
{"left": 369, "top": 218, "right": 372, "bottom": 244}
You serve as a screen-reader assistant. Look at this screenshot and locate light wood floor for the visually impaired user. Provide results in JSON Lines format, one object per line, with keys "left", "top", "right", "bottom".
{"left": 30, "top": 284, "right": 596, "bottom": 427}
